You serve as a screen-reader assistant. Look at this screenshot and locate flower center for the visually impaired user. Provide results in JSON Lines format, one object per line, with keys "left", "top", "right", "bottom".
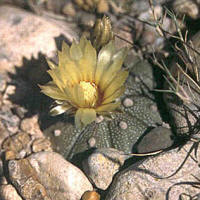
{"left": 79, "top": 81, "right": 98, "bottom": 106}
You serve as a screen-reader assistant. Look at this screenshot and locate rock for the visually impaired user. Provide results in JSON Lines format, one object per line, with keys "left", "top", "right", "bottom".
{"left": 0, "top": 184, "right": 22, "bottom": 200}
{"left": 0, "top": 106, "right": 20, "bottom": 134}
{"left": 3, "top": 80, "right": 28, "bottom": 106}
{"left": 0, "top": 5, "right": 78, "bottom": 74}
{"left": 13, "top": 106, "right": 28, "bottom": 119}
{"left": 83, "top": 148, "right": 128, "bottom": 190}
{"left": 105, "top": 142, "right": 200, "bottom": 200}
{"left": 8, "top": 159, "right": 50, "bottom": 200}
{"left": 173, "top": 0, "right": 199, "bottom": 19}
{"left": 0, "top": 74, "right": 7, "bottom": 92}
{"left": 62, "top": 2, "right": 76, "bottom": 17}
{"left": 32, "top": 138, "right": 53, "bottom": 153}
{"left": 0, "top": 119, "right": 10, "bottom": 149}
{"left": 81, "top": 191, "right": 100, "bottom": 200}
{"left": 8, "top": 152, "right": 93, "bottom": 200}
{"left": 2, "top": 132, "right": 32, "bottom": 160}
{"left": 137, "top": 126, "right": 174, "bottom": 153}
{"left": 20, "top": 115, "right": 43, "bottom": 138}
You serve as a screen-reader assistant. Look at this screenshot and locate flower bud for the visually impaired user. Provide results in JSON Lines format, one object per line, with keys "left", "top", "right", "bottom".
{"left": 92, "top": 16, "right": 114, "bottom": 50}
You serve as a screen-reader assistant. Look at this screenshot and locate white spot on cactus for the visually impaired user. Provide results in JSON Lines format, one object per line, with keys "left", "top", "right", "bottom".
{"left": 149, "top": 104, "right": 157, "bottom": 112}
{"left": 96, "top": 115, "right": 104, "bottom": 123}
{"left": 88, "top": 137, "right": 96, "bottom": 147}
{"left": 123, "top": 98, "right": 133, "bottom": 107}
{"left": 135, "top": 76, "right": 140, "bottom": 82}
{"left": 119, "top": 121, "right": 128, "bottom": 130}
{"left": 54, "top": 129, "right": 61, "bottom": 136}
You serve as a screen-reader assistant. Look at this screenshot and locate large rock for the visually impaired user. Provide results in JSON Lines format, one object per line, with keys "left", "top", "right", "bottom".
{"left": 0, "top": 184, "right": 22, "bottom": 200}
{"left": 82, "top": 148, "right": 128, "bottom": 190}
{"left": 8, "top": 152, "right": 93, "bottom": 200}
{"left": 0, "top": 5, "right": 78, "bottom": 74}
{"left": 105, "top": 142, "right": 200, "bottom": 200}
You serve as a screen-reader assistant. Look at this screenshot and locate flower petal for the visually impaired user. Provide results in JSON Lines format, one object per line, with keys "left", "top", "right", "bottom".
{"left": 81, "top": 108, "right": 96, "bottom": 126}
{"left": 73, "top": 84, "right": 85, "bottom": 107}
{"left": 62, "top": 40, "right": 70, "bottom": 56}
{"left": 99, "top": 48, "right": 128, "bottom": 91}
{"left": 95, "top": 41, "right": 115, "bottom": 84}
{"left": 70, "top": 40, "right": 83, "bottom": 60}
{"left": 47, "top": 68, "right": 64, "bottom": 91}
{"left": 47, "top": 59, "right": 57, "bottom": 69}
{"left": 79, "top": 36, "right": 87, "bottom": 51}
{"left": 75, "top": 108, "right": 96, "bottom": 129}
{"left": 39, "top": 81, "right": 67, "bottom": 100}
{"left": 63, "top": 86, "right": 77, "bottom": 107}
{"left": 50, "top": 104, "right": 72, "bottom": 116}
{"left": 96, "top": 102, "right": 120, "bottom": 113}
{"left": 103, "top": 70, "right": 128, "bottom": 99}
{"left": 58, "top": 51, "right": 80, "bottom": 85}
{"left": 83, "top": 40, "right": 97, "bottom": 81}
{"left": 102, "top": 86, "right": 125, "bottom": 104}
{"left": 75, "top": 108, "right": 83, "bottom": 129}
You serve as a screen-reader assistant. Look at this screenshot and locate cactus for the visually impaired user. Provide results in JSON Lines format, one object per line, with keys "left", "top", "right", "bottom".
{"left": 44, "top": 54, "right": 162, "bottom": 159}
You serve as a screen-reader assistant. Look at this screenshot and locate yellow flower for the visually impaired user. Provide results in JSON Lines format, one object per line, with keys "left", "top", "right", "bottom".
{"left": 40, "top": 36, "right": 128, "bottom": 129}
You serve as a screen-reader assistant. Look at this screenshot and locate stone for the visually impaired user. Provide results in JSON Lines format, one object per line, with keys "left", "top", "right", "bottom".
{"left": 2, "top": 132, "right": 32, "bottom": 160}
{"left": 0, "top": 119, "right": 10, "bottom": 149}
{"left": 0, "top": 106, "right": 20, "bottom": 134}
{"left": 62, "top": 2, "right": 76, "bottom": 17}
{"left": 32, "top": 138, "right": 53, "bottom": 153}
{"left": 0, "top": 5, "right": 78, "bottom": 74}
{"left": 3, "top": 80, "right": 28, "bottom": 106}
{"left": 137, "top": 126, "right": 174, "bottom": 153}
{"left": 8, "top": 159, "right": 50, "bottom": 200}
{"left": 81, "top": 191, "right": 100, "bottom": 200}
{"left": 105, "top": 142, "right": 200, "bottom": 200}
{"left": 3, "top": 85, "right": 16, "bottom": 104}
{"left": 173, "top": 0, "right": 199, "bottom": 19}
{"left": 0, "top": 74, "right": 7, "bottom": 92}
{"left": 0, "top": 158, "right": 4, "bottom": 180}
{"left": 83, "top": 148, "right": 128, "bottom": 190}
{"left": 8, "top": 152, "right": 93, "bottom": 200}
{"left": 0, "top": 184, "right": 22, "bottom": 200}
{"left": 20, "top": 115, "right": 43, "bottom": 138}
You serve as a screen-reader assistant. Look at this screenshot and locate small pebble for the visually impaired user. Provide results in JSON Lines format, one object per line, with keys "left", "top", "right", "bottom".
{"left": 81, "top": 191, "right": 100, "bottom": 200}
{"left": 32, "top": 138, "right": 52, "bottom": 153}
{"left": 123, "top": 98, "right": 133, "bottom": 107}
{"left": 0, "top": 176, "right": 8, "bottom": 185}
{"left": 0, "top": 77, "right": 7, "bottom": 92}
{"left": 20, "top": 115, "right": 43, "bottom": 138}
{"left": 119, "top": 121, "right": 128, "bottom": 130}
{"left": 62, "top": 2, "right": 76, "bottom": 17}
{"left": 0, "top": 107, "right": 20, "bottom": 134}
{"left": 3, "top": 85, "right": 16, "bottom": 105}
{"left": 13, "top": 107, "right": 27, "bottom": 119}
